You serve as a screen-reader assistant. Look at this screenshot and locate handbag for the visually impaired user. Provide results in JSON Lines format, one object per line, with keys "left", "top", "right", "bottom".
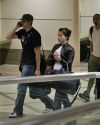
{"left": 47, "top": 63, "right": 80, "bottom": 95}
{"left": 29, "top": 83, "right": 51, "bottom": 99}
{"left": 29, "top": 44, "right": 51, "bottom": 98}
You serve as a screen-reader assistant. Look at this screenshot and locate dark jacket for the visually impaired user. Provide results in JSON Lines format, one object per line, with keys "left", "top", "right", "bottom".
{"left": 47, "top": 43, "right": 75, "bottom": 71}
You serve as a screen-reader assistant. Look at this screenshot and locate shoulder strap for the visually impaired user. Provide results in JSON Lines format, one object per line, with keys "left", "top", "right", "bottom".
{"left": 90, "top": 26, "right": 94, "bottom": 38}
{"left": 41, "top": 44, "right": 45, "bottom": 57}
{"left": 70, "top": 83, "right": 81, "bottom": 105}
{"left": 25, "top": 31, "right": 45, "bottom": 57}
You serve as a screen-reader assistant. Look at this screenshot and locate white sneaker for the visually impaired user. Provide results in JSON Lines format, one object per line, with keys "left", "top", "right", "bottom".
{"left": 8, "top": 112, "right": 24, "bottom": 118}
{"left": 43, "top": 108, "right": 52, "bottom": 113}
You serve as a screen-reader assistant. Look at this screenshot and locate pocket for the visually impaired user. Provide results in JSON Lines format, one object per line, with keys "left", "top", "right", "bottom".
{"left": 21, "top": 65, "right": 35, "bottom": 76}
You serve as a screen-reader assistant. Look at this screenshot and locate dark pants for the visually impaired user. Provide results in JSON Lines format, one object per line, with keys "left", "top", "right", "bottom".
{"left": 30, "top": 94, "right": 54, "bottom": 109}
{"left": 14, "top": 65, "right": 53, "bottom": 114}
{"left": 88, "top": 54, "right": 100, "bottom": 99}
{"left": 65, "top": 121, "right": 76, "bottom": 125}
{"left": 96, "top": 78, "right": 100, "bottom": 99}
{"left": 54, "top": 90, "right": 71, "bottom": 110}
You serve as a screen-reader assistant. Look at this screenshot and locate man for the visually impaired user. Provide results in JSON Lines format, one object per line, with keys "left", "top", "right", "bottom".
{"left": 79, "top": 14, "right": 100, "bottom": 101}
{"left": 6, "top": 14, "right": 53, "bottom": 118}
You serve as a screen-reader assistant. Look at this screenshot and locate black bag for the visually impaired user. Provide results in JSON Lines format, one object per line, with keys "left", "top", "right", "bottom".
{"left": 29, "top": 44, "right": 50, "bottom": 98}
{"left": 47, "top": 65, "right": 80, "bottom": 95}
{"left": 29, "top": 83, "right": 51, "bottom": 99}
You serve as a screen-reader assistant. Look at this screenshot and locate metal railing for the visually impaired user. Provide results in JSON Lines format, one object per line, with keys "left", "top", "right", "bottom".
{"left": 2, "top": 100, "right": 100, "bottom": 125}
{"left": 0, "top": 72, "right": 100, "bottom": 85}
{"left": 0, "top": 72, "right": 100, "bottom": 125}
{"left": 0, "top": 17, "right": 72, "bottom": 21}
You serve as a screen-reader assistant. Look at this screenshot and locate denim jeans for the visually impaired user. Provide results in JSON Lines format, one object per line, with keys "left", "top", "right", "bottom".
{"left": 39, "top": 96, "right": 54, "bottom": 109}
{"left": 54, "top": 90, "right": 71, "bottom": 110}
{"left": 14, "top": 65, "right": 53, "bottom": 114}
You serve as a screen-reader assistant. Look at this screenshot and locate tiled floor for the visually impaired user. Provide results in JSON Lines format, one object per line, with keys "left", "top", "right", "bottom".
{"left": 0, "top": 63, "right": 99, "bottom": 125}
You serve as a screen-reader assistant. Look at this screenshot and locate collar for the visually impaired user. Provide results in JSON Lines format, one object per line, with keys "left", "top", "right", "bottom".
{"left": 60, "top": 42, "right": 69, "bottom": 47}
{"left": 26, "top": 27, "right": 34, "bottom": 33}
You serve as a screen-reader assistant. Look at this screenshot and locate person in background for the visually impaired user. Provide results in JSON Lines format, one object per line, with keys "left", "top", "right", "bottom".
{"left": 46, "top": 28, "right": 75, "bottom": 110}
{"left": 79, "top": 14, "right": 100, "bottom": 101}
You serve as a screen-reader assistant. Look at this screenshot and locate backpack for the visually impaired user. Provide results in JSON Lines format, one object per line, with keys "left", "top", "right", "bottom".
{"left": 89, "top": 26, "right": 94, "bottom": 52}
{"left": 90, "top": 26, "right": 94, "bottom": 38}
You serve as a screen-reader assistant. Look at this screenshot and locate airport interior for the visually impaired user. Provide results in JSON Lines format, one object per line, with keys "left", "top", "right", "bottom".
{"left": 0, "top": 0, "right": 100, "bottom": 125}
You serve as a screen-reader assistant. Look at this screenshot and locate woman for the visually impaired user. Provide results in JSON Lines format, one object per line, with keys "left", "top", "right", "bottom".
{"left": 46, "top": 28, "right": 75, "bottom": 110}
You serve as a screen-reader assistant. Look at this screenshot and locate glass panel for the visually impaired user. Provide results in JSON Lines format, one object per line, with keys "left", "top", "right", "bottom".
{"left": 80, "top": 16, "right": 93, "bottom": 38}
{"left": 0, "top": 17, "right": 98, "bottom": 125}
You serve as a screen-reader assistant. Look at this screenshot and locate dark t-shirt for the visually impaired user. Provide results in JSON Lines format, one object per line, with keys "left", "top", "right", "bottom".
{"left": 16, "top": 27, "right": 41, "bottom": 65}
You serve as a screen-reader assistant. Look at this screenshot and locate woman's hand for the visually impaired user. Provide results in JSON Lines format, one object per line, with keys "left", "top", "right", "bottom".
{"left": 54, "top": 52, "right": 61, "bottom": 62}
{"left": 45, "top": 65, "right": 52, "bottom": 74}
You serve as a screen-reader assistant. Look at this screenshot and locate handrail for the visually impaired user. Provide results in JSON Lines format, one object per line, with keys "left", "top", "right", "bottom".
{"left": 80, "top": 16, "right": 93, "bottom": 17}
{"left": 0, "top": 72, "right": 99, "bottom": 85}
{"left": 0, "top": 17, "right": 72, "bottom": 21}
{"left": 2, "top": 100, "right": 100, "bottom": 125}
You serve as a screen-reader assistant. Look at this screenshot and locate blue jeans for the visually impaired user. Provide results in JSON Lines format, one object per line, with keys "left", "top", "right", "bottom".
{"left": 54, "top": 90, "right": 75, "bottom": 125}
{"left": 54, "top": 90, "right": 71, "bottom": 110}
{"left": 14, "top": 65, "right": 53, "bottom": 114}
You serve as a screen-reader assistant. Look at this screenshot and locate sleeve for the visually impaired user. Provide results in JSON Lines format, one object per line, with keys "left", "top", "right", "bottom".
{"left": 60, "top": 47, "right": 75, "bottom": 68}
{"left": 34, "top": 33, "right": 41, "bottom": 48}
{"left": 16, "top": 29, "right": 24, "bottom": 39}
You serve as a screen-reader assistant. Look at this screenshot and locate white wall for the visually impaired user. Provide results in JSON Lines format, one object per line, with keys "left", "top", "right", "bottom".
{"left": 0, "top": 0, "right": 1, "bottom": 37}
{"left": 1, "top": 0, "right": 73, "bottom": 50}
{"left": 80, "top": 0, "right": 100, "bottom": 38}
{"left": 81, "top": 0, "right": 100, "bottom": 16}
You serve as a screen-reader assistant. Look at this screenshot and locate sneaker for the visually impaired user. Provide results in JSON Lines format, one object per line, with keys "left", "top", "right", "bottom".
{"left": 79, "top": 91, "right": 90, "bottom": 101}
{"left": 43, "top": 108, "right": 52, "bottom": 113}
{"left": 8, "top": 112, "right": 24, "bottom": 118}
